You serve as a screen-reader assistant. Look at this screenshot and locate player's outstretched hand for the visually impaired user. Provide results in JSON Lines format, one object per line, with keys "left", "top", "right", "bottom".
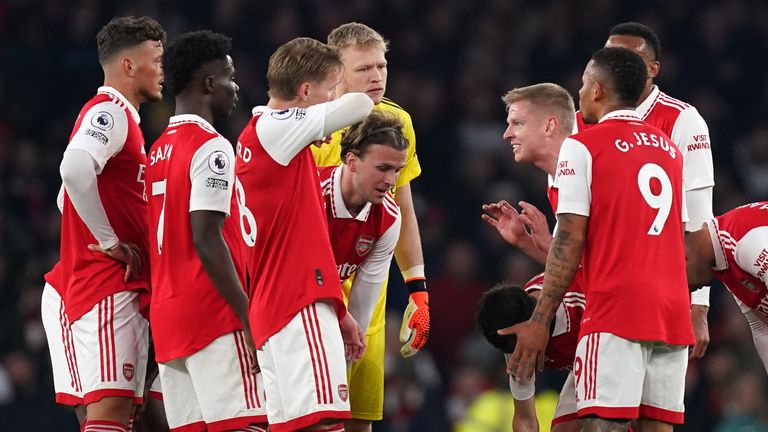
{"left": 341, "top": 312, "right": 366, "bottom": 362}
{"left": 517, "top": 201, "right": 552, "bottom": 252}
{"left": 690, "top": 305, "right": 710, "bottom": 360}
{"left": 399, "top": 291, "right": 430, "bottom": 357}
{"left": 482, "top": 200, "right": 532, "bottom": 248}
{"left": 88, "top": 241, "right": 142, "bottom": 282}
{"left": 243, "top": 325, "right": 260, "bottom": 374}
{"left": 498, "top": 319, "right": 550, "bottom": 381}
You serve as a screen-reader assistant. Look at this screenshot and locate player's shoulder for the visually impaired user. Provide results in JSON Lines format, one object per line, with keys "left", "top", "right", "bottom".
{"left": 656, "top": 90, "right": 692, "bottom": 111}
{"left": 380, "top": 192, "right": 400, "bottom": 221}
{"left": 378, "top": 97, "right": 412, "bottom": 120}
{"left": 318, "top": 165, "right": 336, "bottom": 183}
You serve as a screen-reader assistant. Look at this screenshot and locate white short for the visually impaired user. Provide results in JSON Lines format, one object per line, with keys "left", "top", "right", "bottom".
{"left": 257, "top": 302, "right": 350, "bottom": 431}
{"left": 41, "top": 283, "right": 82, "bottom": 406}
{"left": 574, "top": 332, "right": 687, "bottom": 424}
{"left": 70, "top": 290, "right": 149, "bottom": 405}
{"left": 158, "top": 330, "right": 267, "bottom": 431}
{"left": 148, "top": 374, "right": 162, "bottom": 401}
{"left": 552, "top": 370, "right": 578, "bottom": 428}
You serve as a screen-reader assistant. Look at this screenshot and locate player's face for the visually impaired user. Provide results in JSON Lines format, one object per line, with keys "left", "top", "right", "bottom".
{"left": 132, "top": 39, "right": 164, "bottom": 103}
{"left": 210, "top": 55, "right": 239, "bottom": 118}
{"left": 578, "top": 62, "right": 599, "bottom": 124}
{"left": 305, "top": 67, "right": 342, "bottom": 106}
{"left": 503, "top": 100, "right": 549, "bottom": 164}
{"left": 338, "top": 45, "right": 387, "bottom": 104}
{"left": 349, "top": 144, "right": 407, "bottom": 204}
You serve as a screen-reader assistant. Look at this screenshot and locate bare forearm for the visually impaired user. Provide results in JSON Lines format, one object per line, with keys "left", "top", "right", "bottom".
{"left": 533, "top": 214, "right": 584, "bottom": 326}
{"left": 194, "top": 233, "right": 249, "bottom": 324}
{"left": 393, "top": 183, "right": 424, "bottom": 269}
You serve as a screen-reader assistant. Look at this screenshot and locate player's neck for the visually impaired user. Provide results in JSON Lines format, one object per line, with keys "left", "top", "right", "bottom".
{"left": 267, "top": 97, "right": 307, "bottom": 110}
{"left": 639, "top": 82, "right": 653, "bottom": 104}
{"left": 536, "top": 139, "right": 563, "bottom": 176}
{"left": 595, "top": 102, "right": 634, "bottom": 120}
{"left": 340, "top": 167, "right": 366, "bottom": 216}
{"left": 174, "top": 96, "right": 214, "bottom": 125}
{"left": 103, "top": 75, "right": 142, "bottom": 111}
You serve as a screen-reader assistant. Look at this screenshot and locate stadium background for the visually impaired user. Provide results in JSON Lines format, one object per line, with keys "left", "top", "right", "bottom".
{"left": 1, "top": 0, "right": 767, "bottom": 430}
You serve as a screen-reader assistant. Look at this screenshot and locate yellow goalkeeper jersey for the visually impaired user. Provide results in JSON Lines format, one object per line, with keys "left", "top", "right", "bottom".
{"left": 312, "top": 97, "right": 421, "bottom": 334}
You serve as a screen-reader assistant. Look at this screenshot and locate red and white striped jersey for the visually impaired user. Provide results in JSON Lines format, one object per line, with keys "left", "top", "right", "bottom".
{"left": 45, "top": 86, "right": 150, "bottom": 322}
{"left": 524, "top": 272, "right": 585, "bottom": 370}
{"left": 576, "top": 86, "right": 714, "bottom": 193}
{"left": 146, "top": 114, "right": 245, "bottom": 362}
{"left": 319, "top": 166, "right": 401, "bottom": 284}
{"left": 235, "top": 105, "right": 345, "bottom": 348}
{"left": 707, "top": 202, "right": 768, "bottom": 318}
{"left": 557, "top": 110, "right": 692, "bottom": 345}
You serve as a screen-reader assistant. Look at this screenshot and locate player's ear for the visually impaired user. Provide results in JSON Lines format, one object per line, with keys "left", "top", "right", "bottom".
{"left": 545, "top": 117, "right": 557, "bottom": 134}
{"left": 297, "top": 82, "right": 311, "bottom": 101}
{"left": 203, "top": 75, "right": 215, "bottom": 94}
{"left": 649, "top": 60, "right": 661, "bottom": 80}
{"left": 122, "top": 56, "right": 136, "bottom": 78}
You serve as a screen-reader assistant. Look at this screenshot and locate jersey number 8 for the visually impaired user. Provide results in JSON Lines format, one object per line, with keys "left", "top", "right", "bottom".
{"left": 236, "top": 178, "right": 257, "bottom": 247}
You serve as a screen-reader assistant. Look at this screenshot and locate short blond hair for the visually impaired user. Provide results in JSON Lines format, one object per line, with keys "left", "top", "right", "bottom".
{"left": 502, "top": 83, "right": 575, "bottom": 135}
{"left": 267, "top": 37, "right": 342, "bottom": 100}
{"left": 327, "top": 22, "right": 389, "bottom": 52}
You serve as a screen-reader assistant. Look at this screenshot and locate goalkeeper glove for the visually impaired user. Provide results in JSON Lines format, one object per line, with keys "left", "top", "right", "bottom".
{"left": 399, "top": 279, "right": 430, "bottom": 357}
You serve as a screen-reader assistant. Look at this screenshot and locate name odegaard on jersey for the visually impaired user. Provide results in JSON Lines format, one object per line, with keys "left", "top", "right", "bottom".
{"left": 615, "top": 132, "right": 677, "bottom": 159}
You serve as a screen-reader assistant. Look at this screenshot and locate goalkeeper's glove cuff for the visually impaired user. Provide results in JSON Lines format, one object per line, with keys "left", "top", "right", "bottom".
{"left": 405, "top": 278, "right": 427, "bottom": 293}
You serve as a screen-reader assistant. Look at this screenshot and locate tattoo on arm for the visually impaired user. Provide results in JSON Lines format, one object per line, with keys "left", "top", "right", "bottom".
{"left": 531, "top": 213, "right": 586, "bottom": 326}
{"left": 582, "top": 418, "right": 630, "bottom": 432}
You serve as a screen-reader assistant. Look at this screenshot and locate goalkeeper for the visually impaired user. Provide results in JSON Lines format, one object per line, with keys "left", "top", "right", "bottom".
{"left": 312, "top": 22, "right": 430, "bottom": 432}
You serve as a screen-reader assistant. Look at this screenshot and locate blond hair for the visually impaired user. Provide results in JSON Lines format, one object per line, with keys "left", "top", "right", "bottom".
{"left": 502, "top": 83, "right": 575, "bottom": 135}
{"left": 341, "top": 111, "right": 406, "bottom": 161}
{"left": 267, "top": 37, "right": 342, "bottom": 100}
{"left": 327, "top": 22, "right": 389, "bottom": 52}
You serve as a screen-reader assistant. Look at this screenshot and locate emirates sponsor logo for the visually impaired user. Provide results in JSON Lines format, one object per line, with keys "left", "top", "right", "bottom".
{"left": 356, "top": 235, "right": 374, "bottom": 257}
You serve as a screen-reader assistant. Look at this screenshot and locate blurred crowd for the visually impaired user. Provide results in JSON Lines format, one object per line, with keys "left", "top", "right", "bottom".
{"left": 1, "top": 0, "right": 768, "bottom": 431}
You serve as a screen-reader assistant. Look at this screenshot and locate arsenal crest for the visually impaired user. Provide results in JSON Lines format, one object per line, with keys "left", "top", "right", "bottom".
{"left": 356, "top": 236, "right": 374, "bottom": 257}
{"left": 123, "top": 363, "right": 135, "bottom": 381}
{"left": 338, "top": 384, "right": 349, "bottom": 402}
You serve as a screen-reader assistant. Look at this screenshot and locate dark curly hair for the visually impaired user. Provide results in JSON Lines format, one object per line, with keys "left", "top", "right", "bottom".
{"left": 590, "top": 47, "right": 648, "bottom": 106}
{"left": 609, "top": 22, "right": 662, "bottom": 62}
{"left": 475, "top": 282, "right": 536, "bottom": 353}
{"left": 97, "top": 16, "right": 166, "bottom": 64}
{"left": 162, "top": 30, "right": 232, "bottom": 96}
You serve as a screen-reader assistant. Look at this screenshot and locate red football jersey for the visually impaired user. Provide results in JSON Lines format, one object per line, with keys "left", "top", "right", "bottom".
{"left": 707, "top": 202, "right": 768, "bottom": 318}
{"left": 235, "top": 106, "right": 345, "bottom": 347}
{"left": 576, "top": 86, "right": 713, "bottom": 193}
{"left": 146, "top": 115, "right": 244, "bottom": 362}
{"left": 45, "top": 86, "right": 150, "bottom": 322}
{"left": 319, "top": 166, "right": 400, "bottom": 283}
{"left": 556, "top": 110, "right": 693, "bottom": 345}
{"left": 524, "top": 272, "right": 585, "bottom": 370}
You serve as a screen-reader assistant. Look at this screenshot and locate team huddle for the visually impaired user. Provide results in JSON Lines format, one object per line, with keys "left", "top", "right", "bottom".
{"left": 40, "top": 13, "right": 768, "bottom": 432}
{"left": 41, "top": 17, "right": 430, "bottom": 432}
{"left": 477, "top": 23, "right": 768, "bottom": 432}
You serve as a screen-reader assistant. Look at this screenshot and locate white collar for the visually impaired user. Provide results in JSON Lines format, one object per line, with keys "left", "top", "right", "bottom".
{"left": 635, "top": 85, "right": 660, "bottom": 119}
{"left": 168, "top": 114, "right": 217, "bottom": 134}
{"left": 330, "top": 165, "right": 372, "bottom": 221}
{"left": 705, "top": 218, "right": 728, "bottom": 271}
{"left": 598, "top": 109, "right": 641, "bottom": 123}
{"left": 98, "top": 86, "right": 141, "bottom": 124}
